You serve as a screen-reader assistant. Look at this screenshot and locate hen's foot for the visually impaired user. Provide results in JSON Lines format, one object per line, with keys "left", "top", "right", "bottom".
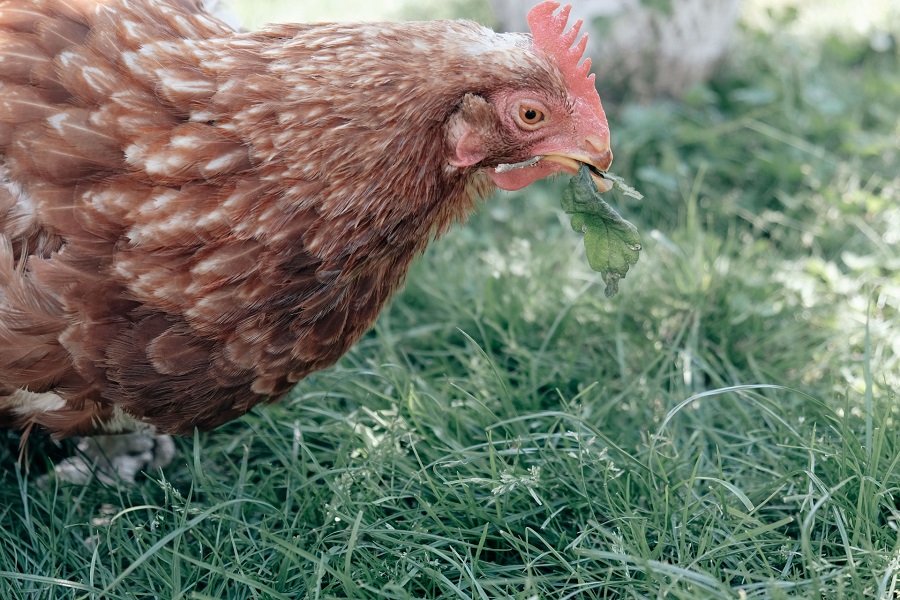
{"left": 48, "top": 431, "right": 175, "bottom": 485}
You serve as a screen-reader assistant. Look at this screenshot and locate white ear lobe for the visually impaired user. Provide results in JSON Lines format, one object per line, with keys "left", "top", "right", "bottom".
{"left": 446, "top": 114, "right": 487, "bottom": 168}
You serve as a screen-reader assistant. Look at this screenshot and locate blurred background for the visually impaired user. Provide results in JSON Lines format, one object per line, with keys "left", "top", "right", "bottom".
{"left": 228, "top": 0, "right": 897, "bottom": 98}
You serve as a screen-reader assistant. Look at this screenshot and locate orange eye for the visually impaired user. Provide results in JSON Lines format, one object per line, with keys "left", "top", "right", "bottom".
{"left": 518, "top": 105, "right": 545, "bottom": 127}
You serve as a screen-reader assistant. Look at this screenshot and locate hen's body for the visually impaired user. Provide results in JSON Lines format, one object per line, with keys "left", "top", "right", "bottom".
{"left": 0, "top": 0, "right": 611, "bottom": 441}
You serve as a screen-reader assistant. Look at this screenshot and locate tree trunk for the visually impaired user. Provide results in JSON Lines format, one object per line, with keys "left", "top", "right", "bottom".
{"left": 491, "top": 0, "right": 743, "bottom": 98}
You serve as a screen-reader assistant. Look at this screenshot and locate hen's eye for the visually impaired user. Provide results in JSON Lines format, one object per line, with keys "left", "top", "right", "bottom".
{"left": 518, "top": 105, "right": 545, "bottom": 127}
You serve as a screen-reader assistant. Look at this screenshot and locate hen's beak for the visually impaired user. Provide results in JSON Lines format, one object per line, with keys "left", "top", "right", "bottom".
{"left": 543, "top": 154, "right": 614, "bottom": 192}
{"left": 542, "top": 133, "right": 614, "bottom": 192}
{"left": 490, "top": 135, "right": 614, "bottom": 192}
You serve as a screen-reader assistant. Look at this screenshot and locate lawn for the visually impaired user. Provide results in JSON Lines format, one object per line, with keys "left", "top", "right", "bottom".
{"left": 2, "top": 3, "right": 900, "bottom": 599}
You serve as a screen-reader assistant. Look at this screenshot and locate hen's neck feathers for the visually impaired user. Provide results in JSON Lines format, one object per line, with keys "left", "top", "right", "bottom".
{"left": 116, "top": 17, "right": 549, "bottom": 254}
{"left": 213, "top": 21, "right": 538, "bottom": 238}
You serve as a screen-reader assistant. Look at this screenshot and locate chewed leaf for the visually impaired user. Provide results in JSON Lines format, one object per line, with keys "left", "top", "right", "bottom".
{"left": 562, "top": 165, "right": 642, "bottom": 297}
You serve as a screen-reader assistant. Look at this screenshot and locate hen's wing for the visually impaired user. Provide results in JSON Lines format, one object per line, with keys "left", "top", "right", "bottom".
{"left": 0, "top": 0, "right": 256, "bottom": 436}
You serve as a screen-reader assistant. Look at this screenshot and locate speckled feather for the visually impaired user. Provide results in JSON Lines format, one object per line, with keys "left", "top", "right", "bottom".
{"left": 0, "top": 0, "right": 609, "bottom": 437}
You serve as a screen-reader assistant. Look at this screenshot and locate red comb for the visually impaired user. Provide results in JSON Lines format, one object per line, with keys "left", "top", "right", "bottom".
{"left": 527, "top": 2, "right": 601, "bottom": 111}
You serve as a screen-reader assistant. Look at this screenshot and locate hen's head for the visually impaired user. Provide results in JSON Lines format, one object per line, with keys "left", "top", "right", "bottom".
{"left": 446, "top": 1, "right": 613, "bottom": 192}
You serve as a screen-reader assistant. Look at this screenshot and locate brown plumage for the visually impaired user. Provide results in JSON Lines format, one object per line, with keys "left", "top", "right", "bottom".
{"left": 0, "top": 0, "right": 613, "bottom": 439}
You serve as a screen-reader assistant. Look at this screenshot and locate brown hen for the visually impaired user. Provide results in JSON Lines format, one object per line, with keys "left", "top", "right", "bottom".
{"left": 0, "top": 0, "right": 613, "bottom": 449}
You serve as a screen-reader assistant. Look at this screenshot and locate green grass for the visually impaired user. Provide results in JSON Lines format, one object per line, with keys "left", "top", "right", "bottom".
{"left": 2, "top": 18, "right": 900, "bottom": 600}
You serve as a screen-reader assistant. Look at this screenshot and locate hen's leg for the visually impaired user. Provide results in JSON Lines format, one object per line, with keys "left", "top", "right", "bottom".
{"left": 4, "top": 389, "right": 176, "bottom": 484}
{"left": 50, "top": 430, "right": 176, "bottom": 485}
